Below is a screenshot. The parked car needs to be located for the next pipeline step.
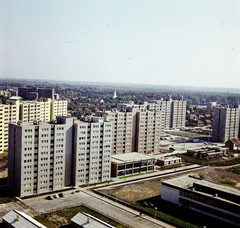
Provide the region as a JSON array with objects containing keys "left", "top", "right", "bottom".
[
  {"left": 59, "top": 193, "right": 65, "bottom": 197},
  {"left": 53, "top": 194, "right": 59, "bottom": 198},
  {"left": 45, "top": 195, "right": 54, "bottom": 200}
]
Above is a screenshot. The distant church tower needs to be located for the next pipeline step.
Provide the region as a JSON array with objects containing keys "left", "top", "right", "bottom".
[{"left": 113, "top": 89, "right": 117, "bottom": 98}]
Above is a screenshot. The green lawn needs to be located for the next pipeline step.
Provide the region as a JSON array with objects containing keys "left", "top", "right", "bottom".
[
  {"left": 132, "top": 203, "right": 200, "bottom": 228},
  {"left": 226, "top": 166, "right": 240, "bottom": 175},
  {"left": 118, "top": 171, "right": 156, "bottom": 179},
  {"left": 176, "top": 154, "right": 240, "bottom": 167},
  {"left": 158, "top": 162, "right": 187, "bottom": 169},
  {"left": 79, "top": 180, "right": 113, "bottom": 188},
  {"left": 0, "top": 188, "right": 15, "bottom": 204},
  {"left": 218, "top": 179, "right": 237, "bottom": 186}
]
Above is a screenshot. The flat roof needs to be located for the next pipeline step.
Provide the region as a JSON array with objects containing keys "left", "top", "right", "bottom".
[
  {"left": 11, "top": 121, "right": 50, "bottom": 126},
  {"left": 155, "top": 156, "right": 181, "bottom": 161},
  {"left": 111, "top": 152, "right": 154, "bottom": 164},
  {"left": 163, "top": 175, "right": 240, "bottom": 199}
]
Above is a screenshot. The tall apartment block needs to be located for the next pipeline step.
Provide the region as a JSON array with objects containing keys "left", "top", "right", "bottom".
[
  {"left": 117, "top": 94, "right": 186, "bottom": 130},
  {"left": 96, "top": 108, "right": 163, "bottom": 155},
  {"left": 147, "top": 100, "right": 171, "bottom": 129},
  {"left": 8, "top": 116, "right": 112, "bottom": 197},
  {"left": 73, "top": 116, "right": 112, "bottom": 185},
  {"left": 18, "top": 87, "right": 55, "bottom": 100},
  {"left": 136, "top": 111, "right": 162, "bottom": 154},
  {"left": 19, "top": 99, "right": 51, "bottom": 122},
  {"left": 212, "top": 105, "right": 240, "bottom": 142},
  {"left": 170, "top": 99, "right": 186, "bottom": 129},
  {"left": 0, "top": 104, "right": 19, "bottom": 153},
  {"left": 95, "top": 109, "right": 137, "bottom": 155},
  {"left": 50, "top": 100, "right": 68, "bottom": 120},
  {"left": 0, "top": 98, "right": 67, "bottom": 154},
  {"left": 8, "top": 117, "right": 73, "bottom": 197}
]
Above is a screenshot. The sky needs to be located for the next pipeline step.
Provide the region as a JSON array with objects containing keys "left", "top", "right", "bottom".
[{"left": 0, "top": 0, "right": 239, "bottom": 88}]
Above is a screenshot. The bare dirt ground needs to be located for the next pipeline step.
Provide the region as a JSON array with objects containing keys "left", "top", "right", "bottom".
[
  {"left": 47, "top": 214, "right": 68, "bottom": 226},
  {"left": 104, "top": 166, "right": 240, "bottom": 203},
  {"left": 0, "top": 153, "right": 8, "bottom": 178}
]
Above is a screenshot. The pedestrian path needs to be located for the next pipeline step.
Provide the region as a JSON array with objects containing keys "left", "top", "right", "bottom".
[{"left": 80, "top": 188, "right": 176, "bottom": 228}]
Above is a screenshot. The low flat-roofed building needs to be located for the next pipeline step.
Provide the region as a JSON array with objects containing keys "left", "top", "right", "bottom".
[
  {"left": 111, "top": 152, "right": 155, "bottom": 177},
  {"left": 71, "top": 211, "right": 115, "bottom": 228},
  {"left": 187, "top": 146, "right": 228, "bottom": 159},
  {"left": 2, "top": 209, "right": 47, "bottom": 228},
  {"left": 156, "top": 156, "right": 181, "bottom": 166},
  {"left": 161, "top": 175, "right": 240, "bottom": 227}
]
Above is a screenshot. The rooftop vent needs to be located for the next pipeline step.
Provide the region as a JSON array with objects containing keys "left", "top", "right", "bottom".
[{"left": 87, "top": 217, "right": 91, "bottom": 223}]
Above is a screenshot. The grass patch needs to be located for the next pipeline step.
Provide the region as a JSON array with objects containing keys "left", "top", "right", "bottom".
[
  {"left": 226, "top": 166, "right": 240, "bottom": 175},
  {"left": 211, "top": 158, "right": 240, "bottom": 166},
  {"left": 79, "top": 180, "right": 113, "bottom": 188},
  {"left": 34, "top": 205, "right": 128, "bottom": 228},
  {"left": 218, "top": 179, "right": 237, "bottom": 186},
  {"left": 158, "top": 162, "right": 186, "bottom": 169},
  {"left": 198, "top": 174, "right": 205, "bottom": 179},
  {"left": 176, "top": 154, "right": 207, "bottom": 165},
  {"left": 159, "top": 148, "right": 172, "bottom": 153},
  {"left": 132, "top": 203, "right": 200, "bottom": 228},
  {"left": 176, "top": 154, "right": 240, "bottom": 167},
  {"left": 118, "top": 171, "right": 156, "bottom": 179},
  {"left": 0, "top": 188, "right": 15, "bottom": 204}
]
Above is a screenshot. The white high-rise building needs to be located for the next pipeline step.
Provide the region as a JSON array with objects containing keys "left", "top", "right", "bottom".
[
  {"left": 136, "top": 111, "right": 162, "bottom": 154},
  {"left": 95, "top": 110, "right": 137, "bottom": 155},
  {"left": 0, "top": 103, "right": 19, "bottom": 153},
  {"left": 117, "top": 94, "right": 187, "bottom": 130},
  {"left": 73, "top": 116, "right": 112, "bottom": 185},
  {"left": 50, "top": 100, "right": 67, "bottom": 120},
  {"left": 212, "top": 105, "right": 240, "bottom": 142},
  {"left": 8, "top": 117, "right": 73, "bottom": 197},
  {"left": 8, "top": 116, "right": 113, "bottom": 197}
]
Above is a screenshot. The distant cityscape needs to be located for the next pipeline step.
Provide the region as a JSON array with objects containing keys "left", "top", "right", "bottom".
[{"left": 1, "top": 81, "right": 240, "bottom": 228}]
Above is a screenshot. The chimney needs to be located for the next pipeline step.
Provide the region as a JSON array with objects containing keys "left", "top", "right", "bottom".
[
  {"left": 17, "top": 214, "right": 20, "bottom": 221},
  {"left": 215, "top": 193, "right": 218, "bottom": 197},
  {"left": 87, "top": 217, "right": 91, "bottom": 223}
]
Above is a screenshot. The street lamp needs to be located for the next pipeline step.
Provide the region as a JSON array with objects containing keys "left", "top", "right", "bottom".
[{"left": 155, "top": 207, "right": 157, "bottom": 218}]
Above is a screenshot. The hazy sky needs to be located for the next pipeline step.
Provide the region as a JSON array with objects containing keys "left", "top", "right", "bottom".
[{"left": 1, "top": 0, "right": 239, "bottom": 88}]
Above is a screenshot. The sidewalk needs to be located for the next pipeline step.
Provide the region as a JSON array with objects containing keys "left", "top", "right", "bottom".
[{"left": 80, "top": 187, "right": 176, "bottom": 228}]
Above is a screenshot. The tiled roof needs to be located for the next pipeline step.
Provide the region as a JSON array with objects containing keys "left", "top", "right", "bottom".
[{"left": 229, "top": 138, "right": 240, "bottom": 146}]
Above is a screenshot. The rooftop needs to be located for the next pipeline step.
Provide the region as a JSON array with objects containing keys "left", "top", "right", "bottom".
[
  {"left": 163, "top": 175, "right": 240, "bottom": 204},
  {"left": 2, "top": 210, "right": 47, "bottom": 228},
  {"left": 111, "top": 152, "right": 154, "bottom": 164},
  {"left": 71, "top": 212, "right": 114, "bottom": 228},
  {"left": 156, "top": 156, "right": 181, "bottom": 161}
]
